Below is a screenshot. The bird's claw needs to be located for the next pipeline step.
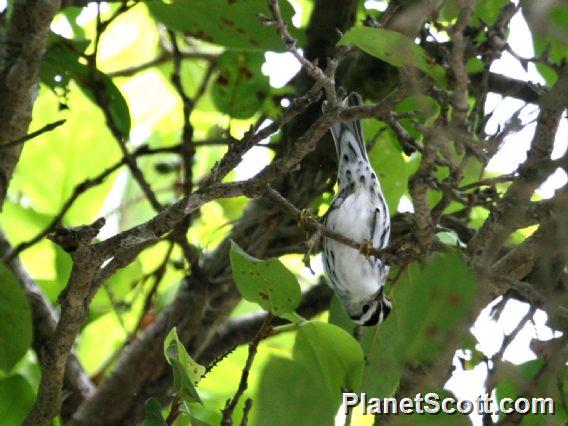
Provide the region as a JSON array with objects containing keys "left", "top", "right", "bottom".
[
  {"left": 358, "top": 239, "right": 374, "bottom": 258},
  {"left": 298, "top": 208, "right": 316, "bottom": 228}
]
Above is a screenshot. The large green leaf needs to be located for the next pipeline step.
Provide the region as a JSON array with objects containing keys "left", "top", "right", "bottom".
[
  {"left": 330, "top": 251, "right": 477, "bottom": 397},
  {"left": 339, "top": 26, "right": 446, "bottom": 88},
  {"left": 253, "top": 321, "right": 363, "bottom": 426},
  {"left": 293, "top": 322, "right": 364, "bottom": 393},
  {"left": 253, "top": 357, "right": 335, "bottom": 426},
  {"left": 147, "top": 0, "right": 301, "bottom": 51},
  {"left": 0, "top": 375, "right": 35, "bottom": 424},
  {"left": 211, "top": 51, "right": 269, "bottom": 119},
  {"left": 164, "top": 327, "right": 205, "bottom": 405},
  {"left": 0, "top": 265, "right": 33, "bottom": 372},
  {"left": 229, "top": 241, "right": 301, "bottom": 316}
]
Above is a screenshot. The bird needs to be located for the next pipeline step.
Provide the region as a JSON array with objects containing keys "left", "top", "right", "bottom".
[{"left": 321, "top": 92, "right": 392, "bottom": 326}]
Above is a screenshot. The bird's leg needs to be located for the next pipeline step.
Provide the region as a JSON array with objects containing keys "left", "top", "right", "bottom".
[{"left": 297, "top": 208, "right": 321, "bottom": 273}]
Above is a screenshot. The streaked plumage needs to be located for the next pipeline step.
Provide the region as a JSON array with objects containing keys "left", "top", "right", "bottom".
[{"left": 322, "top": 93, "right": 392, "bottom": 326}]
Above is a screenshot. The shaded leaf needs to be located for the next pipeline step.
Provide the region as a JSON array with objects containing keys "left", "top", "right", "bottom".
[
  {"left": 339, "top": 26, "right": 446, "bottom": 88},
  {"left": 144, "top": 397, "right": 168, "bottom": 426},
  {"left": 147, "top": 0, "right": 301, "bottom": 51},
  {"left": 212, "top": 51, "right": 269, "bottom": 119},
  {"left": 229, "top": 241, "right": 301, "bottom": 316},
  {"left": 0, "top": 375, "right": 35, "bottom": 424},
  {"left": 253, "top": 321, "right": 363, "bottom": 426},
  {"left": 329, "top": 251, "right": 477, "bottom": 397},
  {"left": 253, "top": 357, "right": 335, "bottom": 426},
  {"left": 0, "top": 265, "right": 33, "bottom": 372},
  {"left": 496, "top": 359, "right": 567, "bottom": 424}
]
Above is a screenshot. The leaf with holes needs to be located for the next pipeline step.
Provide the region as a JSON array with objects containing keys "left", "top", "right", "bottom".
[{"left": 230, "top": 241, "right": 301, "bottom": 316}]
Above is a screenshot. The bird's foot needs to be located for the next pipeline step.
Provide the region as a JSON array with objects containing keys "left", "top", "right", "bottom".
[
  {"left": 298, "top": 208, "right": 316, "bottom": 228},
  {"left": 358, "top": 239, "right": 374, "bottom": 258}
]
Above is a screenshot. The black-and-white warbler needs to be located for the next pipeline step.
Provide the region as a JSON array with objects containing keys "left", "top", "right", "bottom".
[{"left": 322, "top": 92, "right": 392, "bottom": 326}]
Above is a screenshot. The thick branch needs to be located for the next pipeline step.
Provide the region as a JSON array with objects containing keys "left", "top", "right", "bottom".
[{"left": 0, "top": 230, "right": 94, "bottom": 418}]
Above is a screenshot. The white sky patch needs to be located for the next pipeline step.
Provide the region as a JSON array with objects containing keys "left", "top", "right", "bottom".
[
  {"left": 76, "top": 2, "right": 111, "bottom": 27},
  {"left": 397, "top": 195, "right": 414, "bottom": 213},
  {"left": 364, "top": 0, "right": 388, "bottom": 12},
  {"left": 235, "top": 120, "right": 274, "bottom": 181},
  {"left": 263, "top": 52, "right": 302, "bottom": 88},
  {"left": 0, "top": 0, "right": 7, "bottom": 12}
]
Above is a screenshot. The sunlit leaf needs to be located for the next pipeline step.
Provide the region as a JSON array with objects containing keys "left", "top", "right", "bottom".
[
  {"left": 164, "top": 327, "right": 205, "bottom": 405},
  {"left": 0, "top": 265, "right": 33, "bottom": 372},
  {"left": 229, "top": 241, "right": 302, "bottom": 316}
]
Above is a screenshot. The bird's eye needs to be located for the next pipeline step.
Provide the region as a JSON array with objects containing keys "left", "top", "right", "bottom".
[{"left": 362, "top": 304, "right": 370, "bottom": 314}]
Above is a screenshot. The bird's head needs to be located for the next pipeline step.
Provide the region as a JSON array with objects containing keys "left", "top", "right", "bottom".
[{"left": 347, "top": 289, "right": 392, "bottom": 327}]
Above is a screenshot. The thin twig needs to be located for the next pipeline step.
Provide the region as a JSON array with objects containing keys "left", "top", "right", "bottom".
[
  {"left": 220, "top": 314, "right": 273, "bottom": 426},
  {"left": 0, "top": 119, "right": 66, "bottom": 150}
]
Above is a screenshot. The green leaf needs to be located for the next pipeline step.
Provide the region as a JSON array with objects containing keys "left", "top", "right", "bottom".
[
  {"left": 164, "top": 327, "right": 205, "bottom": 405},
  {"left": 144, "top": 397, "right": 168, "bottom": 426},
  {"left": 339, "top": 26, "right": 446, "bottom": 88},
  {"left": 473, "top": 0, "right": 508, "bottom": 25},
  {"left": 229, "top": 241, "right": 301, "bottom": 316},
  {"left": 254, "top": 357, "right": 335, "bottom": 426},
  {"left": 147, "top": 0, "right": 301, "bottom": 51},
  {"left": 496, "top": 359, "right": 567, "bottom": 423},
  {"left": 40, "top": 34, "right": 131, "bottom": 137},
  {"left": 293, "top": 321, "right": 364, "bottom": 393},
  {"left": 0, "top": 375, "right": 35, "bottom": 424},
  {"left": 0, "top": 265, "right": 33, "bottom": 372},
  {"left": 368, "top": 128, "right": 408, "bottom": 214},
  {"left": 339, "top": 251, "right": 478, "bottom": 398},
  {"left": 253, "top": 321, "right": 363, "bottom": 425},
  {"left": 211, "top": 51, "right": 269, "bottom": 119}
]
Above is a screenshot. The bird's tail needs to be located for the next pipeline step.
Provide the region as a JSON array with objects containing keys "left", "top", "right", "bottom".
[{"left": 328, "top": 92, "right": 368, "bottom": 162}]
